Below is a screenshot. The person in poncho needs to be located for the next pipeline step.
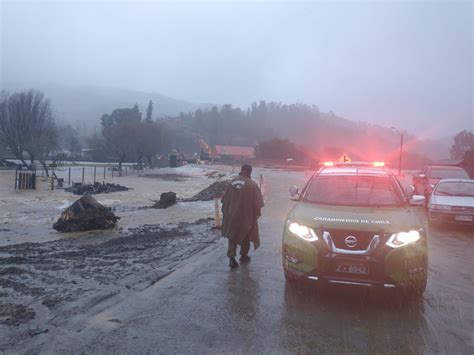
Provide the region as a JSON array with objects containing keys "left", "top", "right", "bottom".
[{"left": 221, "top": 164, "right": 264, "bottom": 268}]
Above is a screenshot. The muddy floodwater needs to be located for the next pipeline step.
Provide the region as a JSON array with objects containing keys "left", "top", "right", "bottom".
[{"left": 0, "top": 166, "right": 473, "bottom": 354}]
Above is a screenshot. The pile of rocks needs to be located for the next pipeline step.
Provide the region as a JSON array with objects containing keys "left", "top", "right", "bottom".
[
  {"left": 184, "top": 180, "right": 230, "bottom": 202},
  {"left": 65, "top": 182, "right": 129, "bottom": 195},
  {"left": 53, "top": 195, "right": 119, "bottom": 232}
]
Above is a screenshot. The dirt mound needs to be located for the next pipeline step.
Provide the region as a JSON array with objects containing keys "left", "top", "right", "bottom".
[
  {"left": 53, "top": 195, "right": 119, "bottom": 232},
  {"left": 65, "top": 182, "right": 129, "bottom": 195},
  {"left": 184, "top": 180, "right": 230, "bottom": 202},
  {"left": 152, "top": 192, "right": 177, "bottom": 209}
]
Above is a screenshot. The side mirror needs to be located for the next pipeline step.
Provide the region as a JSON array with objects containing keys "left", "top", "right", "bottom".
[
  {"left": 405, "top": 185, "right": 415, "bottom": 197},
  {"left": 409, "top": 195, "right": 425, "bottom": 206},
  {"left": 289, "top": 185, "right": 300, "bottom": 200}
]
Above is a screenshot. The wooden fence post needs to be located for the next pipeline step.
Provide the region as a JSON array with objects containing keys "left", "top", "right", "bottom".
[
  {"left": 214, "top": 198, "right": 221, "bottom": 228},
  {"left": 94, "top": 166, "right": 97, "bottom": 183},
  {"left": 82, "top": 167, "right": 85, "bottom": 184},
  {"left": 68, "top": 167, "right": 71, "bottom": 186}
]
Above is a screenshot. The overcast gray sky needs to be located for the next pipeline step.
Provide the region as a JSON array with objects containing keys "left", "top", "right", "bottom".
[{"left": 1, "top": 0, "right": 472, "bottom": 138}]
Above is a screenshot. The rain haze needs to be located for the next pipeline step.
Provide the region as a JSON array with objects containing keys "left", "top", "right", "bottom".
[
  {"left": 1, "top": 0, "right": 472, "bottom": 138},
  {"left": 1, "top": 1, "right": 474, "bottom": 354}
]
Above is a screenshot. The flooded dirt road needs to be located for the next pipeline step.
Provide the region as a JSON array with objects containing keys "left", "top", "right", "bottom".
[{"left": 1, "top": 168, "right": 473, "bottom": 354}]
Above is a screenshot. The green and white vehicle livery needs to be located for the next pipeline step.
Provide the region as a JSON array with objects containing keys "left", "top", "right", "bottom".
[{"left": 283, "top": 163, "right": 428, "bottom": 297}]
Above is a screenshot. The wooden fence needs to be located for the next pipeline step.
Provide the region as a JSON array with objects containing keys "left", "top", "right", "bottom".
[{"left": 15, "top": 169, "right": 36, "bottom": 190}]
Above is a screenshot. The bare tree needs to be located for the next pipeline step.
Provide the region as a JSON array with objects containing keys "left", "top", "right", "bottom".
[
  {"left": 0, "top": 91, "right": 29, "bottom": 166},
  {"left": 0, "top": 90, "right": 58, "bottom": 174}
]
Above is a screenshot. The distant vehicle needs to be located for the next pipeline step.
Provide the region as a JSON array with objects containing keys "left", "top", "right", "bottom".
[
  {"left": 428, "top": 179, "right": 474, "bottom": 225},
  {"left": 283, "top": 162, "right": 427, "bottom": 298},
  {"left": 413, "top": 165, "right": 470, "bottom": 204}
]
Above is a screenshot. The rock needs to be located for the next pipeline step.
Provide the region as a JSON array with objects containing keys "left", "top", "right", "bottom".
[
  {"left": 184, "top": 180, "right": 230, "bottom": 202},
  {"left": 53, "top": 195, "right": 119, "bottom": 232},
  {"left": 153, "top": 192, "right": 177, "bottom": 209}
]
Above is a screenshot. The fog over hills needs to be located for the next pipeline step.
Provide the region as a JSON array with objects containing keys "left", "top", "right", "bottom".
[
  {"left": 1, "top": 82, "right": 452, "bottom": 160},
  {"left": 2, "top": 82, "right": 211, "bottom": 130}
]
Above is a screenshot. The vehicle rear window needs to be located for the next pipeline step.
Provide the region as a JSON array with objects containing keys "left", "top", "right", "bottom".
[
  {"left": 303, "top": 175, "right": 401, "bottom": 206},
  {"left": 434, "top": 181, "right": 474, "bottom": 197},
  {"left": 430, "top": 168, "right": 469, "bottom": 179}
]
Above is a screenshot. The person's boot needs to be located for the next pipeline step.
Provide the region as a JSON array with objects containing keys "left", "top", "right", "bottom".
[
  {"left": 239, "top": 255, "right": 251, "bottom": 263},
  {"left": 229, "top": 257, "right": 238, "bottom": 269}
]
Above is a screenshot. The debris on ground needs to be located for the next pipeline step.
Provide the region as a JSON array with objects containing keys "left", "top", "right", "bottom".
[
  {"left": 204, "top": 171, "right": 227, "bottom": 179},
  {"left": 184, "top": 180, "right": 230, "bottom": 202},
  {"left": 65, "top": 182, "right": 130, "bottom": 195},
  {"left": 141, "top": 173, "right": 191, "bottom": 181},
  {"left": 53, "top": 195, "right": 119, "bottom": 232},
  {"left": 152, "top": 192, "right": 177, "bottom": 209}
]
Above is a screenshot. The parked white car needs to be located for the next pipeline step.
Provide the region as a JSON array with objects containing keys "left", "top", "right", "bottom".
[{"left": 428, "top": 179, "right": 474, "bottom": 225}]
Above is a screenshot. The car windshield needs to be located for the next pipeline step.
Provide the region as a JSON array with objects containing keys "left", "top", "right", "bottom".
[
  {"left": 434, "top": 181, "right": 474, "bottom": 197},
  {"left": 303, "top": 175, "right": 401, "bottom": 206},
  {"left": 430, "top": 168, "right": 469, "bottom": 179}
]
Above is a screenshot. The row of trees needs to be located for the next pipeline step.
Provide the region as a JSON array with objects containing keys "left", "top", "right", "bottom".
[
  {"left": 451, "top": 130, "right": 474, "bottom": 160},
  {"left": 1, "top": 89, "right": 472, "bottom": 172},
  {"left": 96, "top": 103, "right": 169, "bottom": 169},
  {"left": 178, "top": 101, "right": 323, "bottom": 147},
  {"left": 0, "top": 91, "right": 169, "bottom": 171}
]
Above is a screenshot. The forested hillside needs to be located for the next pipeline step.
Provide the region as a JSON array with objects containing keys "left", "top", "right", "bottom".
[{"left": 177, "top": 101, "right": 449, "bottom": 163}]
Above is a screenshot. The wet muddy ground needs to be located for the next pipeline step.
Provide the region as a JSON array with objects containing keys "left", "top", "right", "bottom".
[
  {"left": 0, "top": 219, "right": 219, "bottom": 344},
  {"left": 1, "top": 166, "right": 473, "bottom": 354}
]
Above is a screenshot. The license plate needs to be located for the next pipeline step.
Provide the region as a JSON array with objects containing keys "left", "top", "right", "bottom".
[
  {"left": 455, "top": 215, "right": 472, "bottom": 222},
  {"left": 335, "top": 263, "right": 369, "bottom": 275}
]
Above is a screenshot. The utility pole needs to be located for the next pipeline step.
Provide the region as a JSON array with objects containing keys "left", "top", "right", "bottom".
[{"left": 391, "top": 127, "right": 404, "bottom": 176}]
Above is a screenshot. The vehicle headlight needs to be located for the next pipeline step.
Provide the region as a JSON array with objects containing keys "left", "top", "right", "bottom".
[
  {"left": 386, "top": 230, "right": 421, "bottom": 248},
  {"left": 287, "top": 221, "right": 318, "bottom": 242},
  {"left": 431, "top": 204, "right": 451, "bottom": 211}
]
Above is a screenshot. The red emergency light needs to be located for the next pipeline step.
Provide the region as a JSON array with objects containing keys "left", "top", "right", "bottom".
[
  {"left": 373, "top": 161, "right": 385, "bottom": 167},
  {"left": 323, "top": 162, "right": 335, "bottom": 167}
]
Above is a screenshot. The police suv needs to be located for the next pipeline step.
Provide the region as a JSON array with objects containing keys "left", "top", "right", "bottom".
[{"left": 283, "top": 162, "right": 428, "bottom": 297}]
